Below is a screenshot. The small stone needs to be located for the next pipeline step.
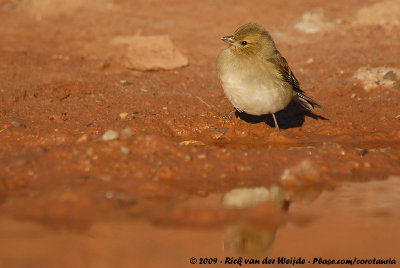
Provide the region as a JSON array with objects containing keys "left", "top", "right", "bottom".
[
  {"left": 120, "top": 80, "right": 133, "bottom": 86},
  {"left": 102, "top": 130, "right": 119, "bottom": 141},
  {"left": 294, "top": 9, "right": 339, "bottom": 34},
  {"left": 383, "top": 71, "right": 398, "bottom": 82},
  {"left": 101, "top": 174, "right": 113, "bottom": 182},
  {"left": 86, "top": 147, "right": 94, "bottom": 156},
  {"left": 105, "top": 192, "right": 114, "bottom": 199},
  {"left": 197, "top": 153, "right": 207, "bottom": 159},
  {"left": 51, "top": 54, "right": 69, "bottom": 60},
  {"left": 281, "top": 158, "right": 320, "bottom": 183},
  {"left": 236, "top": 165, "right": 253, "bottom": 172},
  {"left": 124, "top": 35, "right": 189, "bottom": 71},
  {"left": 77, "top": 134, "right": 88, "bottom": 142},
  {"left": 120, "top": 146, "right": 130, "bottom": 154},
  {"left": 10, "top": 120, "right": 26, "bottom": 128},
  {"left": 359, "top": 149, "right": 368, "bottom": 157},
  {"left": 179, "top": 140, "right": 205, "bottom": 146},
  {"left": 119, "top": 112, "right": 129, "bottom": 120},
  {"left": 221, "top": 186, "right": 284, "bottom": 209},
  {"left": 121, "top": 128, "right": 132, "bottom": 136},
  {"left": 184, "top": 154, "right": 192, "bottom": 161}
]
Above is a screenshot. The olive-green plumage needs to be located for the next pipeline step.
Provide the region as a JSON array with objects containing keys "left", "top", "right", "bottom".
[{"left": 217, "top": 23, "right": 324, "bottom": 131}]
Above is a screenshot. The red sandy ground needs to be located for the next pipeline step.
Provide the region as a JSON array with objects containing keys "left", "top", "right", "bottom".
[{"left": 0, "top": 0, "right": 399, "bottom": 267}]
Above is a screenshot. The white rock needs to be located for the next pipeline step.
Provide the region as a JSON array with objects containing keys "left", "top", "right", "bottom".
[
  {"left": 353, "top": 67, "right": 399, "bottom": 91},
  {"left": 121, "top": 128, "right": 132, "bottom": 136},
  {"left": 102, "top": 129, "right": 119, "bottom": 141},
  {"left": 280, "top": 158, "right": 320, "bottom": 182},
  {"left": 221, "top": 186, "right": 285, "bottom": 210},
  {"left": 120, "top": 146, "right": 130, "bottom": 154},
  {"left": 295, "top": 9, "right": 340, "bottom": 34}
]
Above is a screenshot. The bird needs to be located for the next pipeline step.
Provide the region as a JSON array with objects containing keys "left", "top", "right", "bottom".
[{"left": 216, "top": 23, "right": 324, "bottom": 131}]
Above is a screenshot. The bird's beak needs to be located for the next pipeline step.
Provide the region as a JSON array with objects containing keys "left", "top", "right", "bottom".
[{"left": 220, "top": 35, "right": 235, "bottom": 44}]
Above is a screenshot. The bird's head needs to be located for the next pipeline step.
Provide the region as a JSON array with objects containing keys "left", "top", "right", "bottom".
[{"left": 220, "top": 23, "right": 276, "bottom": 57}]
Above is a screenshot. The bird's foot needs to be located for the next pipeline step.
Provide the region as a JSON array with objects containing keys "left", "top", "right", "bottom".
[
  {"left": 272, "top": 113, "right": 281, "bottom": 132},
  {"left": 223, "top": 109, "right": 236, "bottom": 120}
]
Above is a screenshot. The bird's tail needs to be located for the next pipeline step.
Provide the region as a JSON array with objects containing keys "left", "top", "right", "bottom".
[{"left": 293, "top": 92, "right": 325, "bottom": 111}]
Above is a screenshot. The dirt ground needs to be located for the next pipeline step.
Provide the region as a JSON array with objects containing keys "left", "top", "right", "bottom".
[{"left": 1, "top": 0, "right": 400, "bottom": 267}]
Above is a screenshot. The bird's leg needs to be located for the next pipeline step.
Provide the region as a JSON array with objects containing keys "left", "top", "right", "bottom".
[
  {"left": 223, "top": 109, "right": 237, "bottom": 120},
  {"left": 272, "top": 113, "right": 280, "bottom": 132}
]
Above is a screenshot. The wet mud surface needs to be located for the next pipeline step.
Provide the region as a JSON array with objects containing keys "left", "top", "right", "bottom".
[{"left": 0, "top": 0, "right": 400, "bottom": 267}]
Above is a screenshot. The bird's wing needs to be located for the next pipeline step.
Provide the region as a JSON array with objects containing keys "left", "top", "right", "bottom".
[
  {"left": 267, "top": 52, "right": 324, "bottom": 110},
  {"left": 266, "top": 52, "right": 303, "bottom": 94}
]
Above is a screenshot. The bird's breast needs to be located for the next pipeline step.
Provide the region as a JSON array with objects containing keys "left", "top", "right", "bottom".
[{"left": 217, "top": 51, "right": 292, "bottom": 115}]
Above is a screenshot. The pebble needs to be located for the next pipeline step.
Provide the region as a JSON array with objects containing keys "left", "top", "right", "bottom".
[
  {"left": 359, "top": 149, "right": 368, "bottom": 157},
  {"left": 281, "top": 158, "right": 320, "bottom": 183},
  {"left": 197, "top": 153, "right": 207, "bottom": 159},
  {"left": 364, "top": 162, "right": 372, "bottom": 168},
  {"left": 221, "top": 186, "right": 284, "bottom": 209},
  {"left": 120, "top": 80, "right": 132, "bottom": 86},
  {"left": 86, "top": 147, "right": 94, "bottom": 156},
  {"left": 77, "top": 134, "right": 88, "bottom": 142},
  {"left": 102, "top": 129, "right": 119, "bottom": 141},
  {"left": 105, "top": 192, "right": 114, "bottom": 199},
  {"left": 121, "top": 128, "right": 132, "bottom": 136},
  {"left": 11, "top": 120, "right": 26, "bottom": 128},
  {"left": 235, "top": 165, "right": 253, "bottom": 172},
  {"left": 294, "top": 9, "right": 340, "bottom": 34},
  {"left": 120, "top": 146, "right": 130, "bottom": 154},
  {"left": 119, "top": 112, "right": 129, "bottom": 120},
  {"left": 101, "top": 174, "right": 113, "bottom": 182}
]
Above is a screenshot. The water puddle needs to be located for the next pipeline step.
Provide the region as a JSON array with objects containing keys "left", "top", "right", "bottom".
[{"left": 0, "top": 177, "right": 399, "bottom": 267}]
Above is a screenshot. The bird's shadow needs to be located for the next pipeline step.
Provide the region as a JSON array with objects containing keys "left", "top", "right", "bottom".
[{"left": 236, "top": 101, "right": 328, "bottom": 130}]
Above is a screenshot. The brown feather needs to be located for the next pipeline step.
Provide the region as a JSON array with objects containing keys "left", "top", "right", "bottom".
[{"left": 267, "top": 52, "right": 324, "bottom": 110}]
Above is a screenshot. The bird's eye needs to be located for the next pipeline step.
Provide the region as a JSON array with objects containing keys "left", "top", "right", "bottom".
[{"left": 241, "top": 41, "right": 248, "bottom": 46}]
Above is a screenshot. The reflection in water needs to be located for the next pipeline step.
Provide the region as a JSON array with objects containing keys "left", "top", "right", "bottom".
[
  {"left": 221, "top": 186, "right": 289, "bottom": 255},
  {"left": 1, "top": 178, "right": 400, "bottom": 267},
  {"left": 223, "top": 225, "right": 277, "bottom": 255}
]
